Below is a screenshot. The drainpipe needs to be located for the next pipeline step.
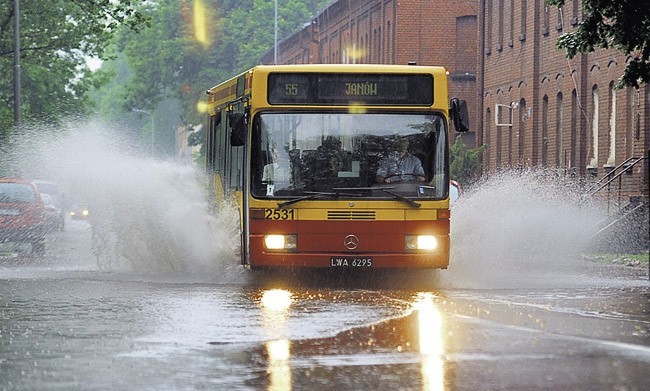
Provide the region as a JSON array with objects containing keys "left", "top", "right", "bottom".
[{"left": 478, "top": 0, "right": 486, "bottom": 174}]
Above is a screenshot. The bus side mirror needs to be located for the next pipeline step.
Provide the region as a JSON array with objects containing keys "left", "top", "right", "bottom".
[
  {"left": 450, "top": 98, "right": 470, "bottom": 133},
  {"left": 228, "top": 112, "right": 246, "bottom": 146}
]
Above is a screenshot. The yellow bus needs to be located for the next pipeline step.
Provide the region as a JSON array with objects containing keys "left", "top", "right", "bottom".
[{"left": 205, "top": 64, "right": 469, "bottom": 270}]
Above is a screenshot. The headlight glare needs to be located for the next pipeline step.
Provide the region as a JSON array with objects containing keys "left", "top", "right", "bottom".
[
  {"left": 405, "top": 235, "right": 438, "bottom": 251},
  {"left": 264, "top": 234, "right": 297, "bottom": 251}
]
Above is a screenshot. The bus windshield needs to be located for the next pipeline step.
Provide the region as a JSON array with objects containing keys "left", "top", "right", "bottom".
[{"left": 251, "top": 112, "right": 449, "bottom": 200}]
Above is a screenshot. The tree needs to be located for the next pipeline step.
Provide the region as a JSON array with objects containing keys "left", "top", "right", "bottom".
[
  {"left": 450, "top": 137, "right": 487, "bottom": 187},
  {"left": 101, "top": 0, "right": 331, "bottom": 153},
  {"left": 0, "top": 1, "right": 148, "bottom": 137},
  {"left": 547, "top": 0, "right": 650, "bottom": 88}
]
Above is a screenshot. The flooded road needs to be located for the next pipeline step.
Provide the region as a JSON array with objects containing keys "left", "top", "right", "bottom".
[
  {"left": 2, "top": 126, "right": 648, "bottom": 389},
  {"left": 1, "top": 220, "right": 648, "bottom": 390}
]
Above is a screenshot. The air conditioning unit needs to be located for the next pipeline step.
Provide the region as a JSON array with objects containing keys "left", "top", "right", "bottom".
[{"left": 495, "top": 104, "right": 513, "bottom": 126}]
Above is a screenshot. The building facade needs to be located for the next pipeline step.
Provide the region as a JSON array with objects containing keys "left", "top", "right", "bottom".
[
  {"left": 480, "top": 0, "right": 649, "bottom": 197},
  {"left": 260, "top": 0, "right": 480, "bottom": 145},
  {"left": 259, "top": 0, "right": 649, "bottom": 198}
]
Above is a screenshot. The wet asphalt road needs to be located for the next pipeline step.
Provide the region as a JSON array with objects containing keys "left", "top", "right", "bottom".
[{"left": 1, "top": 219, "right": 648, "bottom": 390}]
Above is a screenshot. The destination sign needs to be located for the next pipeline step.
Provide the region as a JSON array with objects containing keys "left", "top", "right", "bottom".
[{"left": 267, "top": 73, "right": 433, "bottom": 105}]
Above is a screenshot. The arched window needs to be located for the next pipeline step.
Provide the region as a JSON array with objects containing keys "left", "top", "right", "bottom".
[
  {"left": 518, "top": 98, "right": 527, "bottom": 165},
  {"left": 542, "top": 1, "right": 550, "bottom": 36},
  {"left": 570, "top": 89, "right": 578, "bottom": 169},
  {"left": 542, "top": 95, "right": 549, "bottom": 166},
  {"left": 571, "top": 0, "right": 579, "bottom": 26},
  {"left": 508, "top": 124, "right": 513, "bottom": 166},
  {"left": 626, "top": 87, "right": 633, "bottom": 156},
  {"left": 556, "top": 92, "right": 563, "bottom": 167},
  {"left": 607, "top": 82, "right": 616, "bottom": 166},
  {"left": 520, "top": 0, "right": 527, "bottom": 40},
  {"left": 498, "top": 0, "right": 504, "bottom": 50},
  {"left": 589, "top": 85, "right": 599, "bottom": 168},
  {"left": 485, "top": 107, "right": 492, "bottom": 171},
  {"left": 509, "top": 0, "right": 514, "bottom": 46},
  {"left": 487, "top": 0, "right": 493, "bottom": 53}
]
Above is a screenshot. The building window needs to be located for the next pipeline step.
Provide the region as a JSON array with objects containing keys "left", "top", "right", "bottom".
[
  {"left": 542, "top": 3, "right": 550, "bottom": 36},
  {"left": 508, "top": 125, "right": 513, "bottom": 165},
  {"left": 496, "top": 123, "right": 502, "bottom": 168},
  {"left": 365, "top": 33, "right": 369, "bottom": 62},
  {"left": 626, "top": 87, "right": 633, "bottom": 156},
  {"left": 589, "top": 85, "right": 599, "bottom": 168},
  {"left": 385, "top": 22, "right": 390, "bottom": 63},
  {"left": 509, "top": 0, "right": 514, "bottom": 46},
  {"left": 518, "top": 98, "right": 527, "bottom": 165},
  {"left": 487, "top": 0, "right": 493, "bottom": 53},
  {"left": 498, "top": 0, "right": 504, "bottom": 50},
  {"left": 376, "top": 28, "right": 380, "bottom": 62},
  {"left": 456, "top": 15, "right": 478, "bottom": 73},
  {"left": 520, "top": 0, "right": 527, "bottom": 41},
  {"left": 542, "top": 95, "right": 549, "bottom": 166},
  {"left": 556, "top": 92, "right": 564, "bottom": 167},
  {"left": 571, "top": 0, "right": 579, "bottom": 26},
  {"left": 607, "top": 82, "right": 616, "bottom": 166},
  {"left": 570, "top": 89, "right": 578, "bottom": 170},
  {"left": 486, "top": 108, "right": 492, "bottom": 171}
]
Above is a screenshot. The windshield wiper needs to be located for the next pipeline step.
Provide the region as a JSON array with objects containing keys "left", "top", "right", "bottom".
[
  {"left": 335, "top": 186, "right": 421, "bottom": 208},
  {"left": 378, "top": 188, "right": 420, "bottom": 208},
  {"left": 277, "top": 191, "right": 355, "bottom": 209}
]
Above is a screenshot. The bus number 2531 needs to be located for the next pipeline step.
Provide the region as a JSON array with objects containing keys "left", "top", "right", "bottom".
[{"left": 264, "top": 209, "right": 295, "bottom": 220}]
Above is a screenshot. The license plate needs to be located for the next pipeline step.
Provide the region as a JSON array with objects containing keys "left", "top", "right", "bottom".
[
  {"left": 330, "top": 257, "right": 373, "bottom": 267},
  {"left": 0, "top": 208, "right": 19, "bottom": 216}
]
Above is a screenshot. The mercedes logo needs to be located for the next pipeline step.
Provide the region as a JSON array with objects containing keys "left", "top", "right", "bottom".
[{"left": 344, "top": 234, "right": 359, "bottom": 250}]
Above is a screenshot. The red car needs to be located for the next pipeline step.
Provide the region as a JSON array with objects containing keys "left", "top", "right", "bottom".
[{"left": 0, "top": 178, "right": 48, "bottom": 255}]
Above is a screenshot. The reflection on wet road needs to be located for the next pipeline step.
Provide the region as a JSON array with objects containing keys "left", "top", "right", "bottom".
[{"left": 1, "top": 220, "right": 648, "bottom": 390}]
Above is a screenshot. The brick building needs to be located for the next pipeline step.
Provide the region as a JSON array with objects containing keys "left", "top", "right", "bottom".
[
  {"left": 480, "top": 0, "right": 649, "bottom": 198},
  {"left": 259, "top": 0, "right": 480, "bottom": 145},
  {"left": 259, "top": 0, "right": 649, "bottom": 199}
]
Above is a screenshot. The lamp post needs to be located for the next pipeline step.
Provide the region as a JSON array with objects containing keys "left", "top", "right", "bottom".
[
  {"left": 13, "top": 0, "right": 20, "bottom": 126},
  {"left": 274, "top": 0, "right": 278, "bottom": 64},
  {"left": 133, "top": 109, "right": 154, "bottom": 155}
]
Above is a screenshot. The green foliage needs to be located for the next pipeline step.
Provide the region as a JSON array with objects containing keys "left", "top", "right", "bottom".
[
  {"left": 547, "top": 0, "right": 650, "bottom": 88},
  {"left": 110, "top": 0, "right": 331, "bottom": 137},
  {"left": 0, "top": 0, "right": 149, "bottom": 138},
  {"left": 450, "top": 137, "right": 487, "bottom": 186}
]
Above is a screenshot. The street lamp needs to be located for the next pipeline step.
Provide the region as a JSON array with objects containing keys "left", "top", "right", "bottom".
[
  {"left": 274, "top": 0, "right": 278, "bottom": 64},
  {"left": 13, "top": 0, "right": 20, "bottom": 126},
  {"left": 133, "top": 109, "right": 154, "bottom": 155}
]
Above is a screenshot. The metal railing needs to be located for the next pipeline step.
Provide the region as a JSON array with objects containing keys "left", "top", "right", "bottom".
[{"left": 584, "top": 156, "right": 648, "bottom": 213}]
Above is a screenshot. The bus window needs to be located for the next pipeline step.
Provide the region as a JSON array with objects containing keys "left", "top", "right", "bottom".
[{"left": 251, "top": 112, "right": 449, "bottom": 199}]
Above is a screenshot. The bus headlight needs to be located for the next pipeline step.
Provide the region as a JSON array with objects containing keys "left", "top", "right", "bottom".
[
  {"left": 405, "top": 235, "right": 438, "bottom": 251},
  {"left": 264, "top": 234, "right": 297, "bottom": 252}
]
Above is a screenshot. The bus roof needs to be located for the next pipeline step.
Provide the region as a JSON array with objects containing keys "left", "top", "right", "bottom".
[
  {"left": 205, "top": 64, "right": 450, "bottom": 111},
  {"left": 207, "top": 64, "right": 448, "bottom": 92}
]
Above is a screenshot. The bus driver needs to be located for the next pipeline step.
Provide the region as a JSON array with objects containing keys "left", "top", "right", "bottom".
[{"left": 375, "top": 138, "right": 425, "bottom": 184}]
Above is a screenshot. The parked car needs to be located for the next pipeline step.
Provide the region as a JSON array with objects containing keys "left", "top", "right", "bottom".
[
  {"left": 0, "top": 178, "right": 48, "bottom": 255},
  {"left": 33, "top": 180, "right": 66, "bottom": 209},
  {"left": 33, "top": 180, "right": 66, "bottom": 231},
  {"left": 40, "top": 193, "right": 65, "bottom": 232}
]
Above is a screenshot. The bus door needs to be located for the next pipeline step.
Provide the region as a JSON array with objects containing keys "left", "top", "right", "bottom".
[{"left": 226, "top": 103, "right": 250, "bottom": 265}]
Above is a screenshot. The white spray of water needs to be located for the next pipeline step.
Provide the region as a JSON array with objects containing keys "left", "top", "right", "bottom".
[
  {"left": 6, "top": 119, "right": 241, "bottom": 279},
  {"left": 4, "top": 121, "right": 616, "bottom": 286},
  {"left": 441, "top": 170, "right": 606, "bottom": 289}
]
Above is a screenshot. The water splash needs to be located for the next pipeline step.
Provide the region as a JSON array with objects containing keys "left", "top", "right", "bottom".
[
  {"left": 4, "top": 118, "right": 240, "bottom": 279},
  {"left": 442, "top": 170, "right": 606, "bottom": 288}
]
